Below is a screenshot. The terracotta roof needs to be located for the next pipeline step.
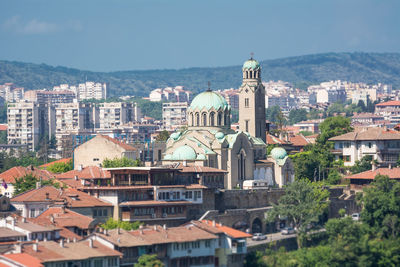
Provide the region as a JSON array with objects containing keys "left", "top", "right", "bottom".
[
  {"left": 0, "top": 166, "right": 55, "bottom": 184},
  {"left": 266, "top": 134, "right": 286, "bottom": 145},
  {"left": 59, "top": 227, "right": 83, "bottom": 241},
  {"left": 120, "top": 200, "right": 193, "bottom": 207},
  {"left": 376, "top": 100, "right": 400, "bottom": 106},
  {"left": 99, "top": 135, "right": 136, "bottom": 151},
  {"left": 196, "top": 220, "right": 252, "bottom": 239},
  {"left": 177, "top": 164, "right": 228, "bottom": 173},
  {"left": 3, "top": 216, "right": 59, "bottom": 233},
  {"left": 289, "top": 135, "right": 310, "bottom": 147},
  {"left": 0, "top": 227, "right": 26, "bottom": 238},
  {"left": 352, "top": 113, "right": 383, "bottom": 119},
  {"left": 96, "top": 225, "right": 217, "bottom": 247},
  {"left": 56, "top": 166, "right": 110, "bottom": 180},
  {"left": 0, "top": 124, "right": 7, "bottom": 131},
  {"left": 11, "top": 186, "right": 112, "bottom": 207},
  {"left": 31, "top": 207, "right": 96, "bottom": 230},
  {"left": 329, "top": 127, "right": 400, "bottom": 141},
  {"left": 2, "top": 253, "right": 43, "bottom": 267},
  {"left": 40, "top": 158, "right": 72, "bottom": 169},
  {"left": 22, "top": 240, "right": 122, "bottom": 262},
  {"left": 345, "top": 168, "right": 400, "bottom": 180}
]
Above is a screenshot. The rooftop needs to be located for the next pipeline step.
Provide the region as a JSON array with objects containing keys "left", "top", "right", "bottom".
[
  {"left": 329, "top": 127, "right": 400, "bottom": 141},
  {"left": 345, "top": 168, "right": 400, "bottom": 180},
  {"left": 0, "top": 166, "right": 55, "bottom": 184},
  {"left": 376, "top": 100, "right": 400, "bottom": 106},
  {"left": 31, "top": 207, "right": 95, "bottom": 230}
]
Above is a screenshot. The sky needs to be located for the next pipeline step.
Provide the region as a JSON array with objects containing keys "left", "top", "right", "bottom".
[{"left": 0, "top": 0, "right": 399, "bottom": 72}]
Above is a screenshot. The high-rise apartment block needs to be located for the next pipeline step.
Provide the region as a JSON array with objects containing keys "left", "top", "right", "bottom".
[
  {"left": 149, "top": 86, "right": 192, "bottom": 102},
  {"left": 78, "top": 82, "right": 107, "bottom": 100},
  {"left": 0, "top": 83, "right": 24, "bottom": 102},
  {"left": 97, "top": 102, "right": 141, "bottom": 129},
  {"left": 162, "top": 102, "right": 188, "bottom": 130},
  {"left": 24, "top": 90, "right": 76, "bottom": 105}
]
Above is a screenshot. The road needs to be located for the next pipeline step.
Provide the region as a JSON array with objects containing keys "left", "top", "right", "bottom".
[{"left": 247, "top": 229, "right": 326, "bottom": 247}]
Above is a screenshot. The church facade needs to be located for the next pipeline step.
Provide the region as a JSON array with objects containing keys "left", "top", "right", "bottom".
[{"left": 163, "top": 58, "right": 294, "bottom": 189}]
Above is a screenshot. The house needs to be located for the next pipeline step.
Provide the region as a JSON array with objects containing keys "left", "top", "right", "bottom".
[
  {"left": 55, "top": 166, "right": 111, "bottom": 188},
  {"left": 0, "top": 166, "right": 55, "bottom": 198},
  {"left": 375, "top": 100, "right": 400, "bottom": 123},
  {"left": 344, "top": 167, "right": 400, "bottom": 190},
  {"left": 288, "top": 134, "right": 312, "bottom": 152},
  {"left": 176, "top": 164, "right": 227, "bottom": 189},
  {"left": 0, "top": 253, "right": 44, "bottom": 267},
  {"left": 90, "top": 224, "right": 218, "bottom": 267},
  {"left": 351, "top": 113, "right": 384, "bottom": 126},
  {"left": 329, "top": 127, "right": 400, "bottom": 167},
  {"left": 11, "top": 186, "right": 113, "bottom": 220},
  {"left": 73, "top": 135, "right": 138, "bottom": 170}
]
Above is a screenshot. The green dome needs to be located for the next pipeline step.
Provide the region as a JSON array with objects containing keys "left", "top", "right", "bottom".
[
  {"left": 270, "top": 147, "right": 287, "bottom": 160},
  {"left": 171, "top": 145, "right": 197, "bottom": 160},
  {"left": 215, "top": 132, "right": 225, "bottom": 139},
  {"left": 189, "top": 91, "right": 228, "bottom": 111},
  {"left": 243, "top": 59, "right": 260, "bottom": 70},
  {"left": 170, "top": 132, "right": 181, "bottom": 140}
]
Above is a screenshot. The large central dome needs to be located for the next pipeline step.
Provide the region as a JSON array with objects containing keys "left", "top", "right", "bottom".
[{"left": 189, "top": 91, "right": 229, "bottom": 111}]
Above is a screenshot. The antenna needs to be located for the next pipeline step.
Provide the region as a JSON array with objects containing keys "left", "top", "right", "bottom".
[
  {"left": 207, "top": 81, "right": 211, "bottom": 92},
  {"left": 250, "top": 52, "right": 254, "bottom": 60}
]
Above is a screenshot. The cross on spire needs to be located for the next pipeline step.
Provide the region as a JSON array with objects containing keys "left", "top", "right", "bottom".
[{"left": 250, "top": 52, "right": 254, "bottom": 59}]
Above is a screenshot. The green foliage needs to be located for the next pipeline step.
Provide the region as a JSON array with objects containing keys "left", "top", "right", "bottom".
[
  {"left": 265, "top": 106, "right": 286, "bottom": 126},
  {"left": 360, "top": 175, "right": 400, "bottom": 238},
  {"left": 13, "top": 174, "right": 59, "bottom": 196},
  {"left": 0, "top": 103, "right": 7, "bottom": 124},
  {"left": 317, "top": 116, "right": 352, "bottom": 146},
  {"left": 0, "top": 131, "right": 7, "bottom": 144},
  {"left": 288, "top": 109, "right": 308, "bottom": 125},
  {"left": 134, "top": 98, "right": 164, "bottom": 120},
  {"left": 102, "top": 157, "right": 142, "bottom": 168},
  {"left": 134, "top": 254, "right": 164, "bottom": 267},
  {"left": 46, "top": 160, "right": 73, "bottom": 174},
  {"left": 101, "top": 217, "right": 142, "bottom": 231},
  {"left": 266, "top": 180, "right": 330, "bottom": 248},
  {"left": 299, "top": 130, "right": 313, "bottom": 136},
  {"left": 155, "top": 130, "right": 170, "bottom": 142},
  {"left": 326, "top": 169, "right": 342, "bottom": 185},
  {"left": 0, "top": 150, "right": 45, "bottom": 172},
  {"left": 350, "top": 155, "right": 372, "bottom": 174}
]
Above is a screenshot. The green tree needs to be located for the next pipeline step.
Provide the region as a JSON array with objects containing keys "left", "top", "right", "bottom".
[
  {"left": 102, "top": 157, "right": 142, "bottom": 168},
  {"left": 46, "top": 160, "right": 73, "bottom": 173},
  {"left": 155, "top": 130, "right": 170, "bottom": 142},
  {"left": 134, "top": 254, "right": 164, "bottom": 267},
  {"left": 317, "top": 116, "right": 352, "bottom": 146},
  {"left": 266, "top": 179, "right": 330, "bottom": 248},
  {"left": 101, "top": 217, "right": 142, "bottom": 231},
  {"left": 288, "top": 109, "right": 308, "bottom": 125},
  {"left": 13, "top": 175, "right": 60, "bottom": 196},
  {"left": 350, "top": 155, "right": 372, "bottom": 174}
]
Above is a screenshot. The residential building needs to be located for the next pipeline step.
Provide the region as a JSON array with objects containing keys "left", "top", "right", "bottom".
[
  {"left": 351, "top": 113, "right": 385, "bottom": 126},
  {"left": 344, "top": 167, "right": 400, "bottom": 190},
  {"left": 218, "top": 89, "right": 239, "bottom": 110},
  {"left": 97, "top": 102, "right": 141, "bottom": 128},
  {"left": 149, "top": 86, "right": 192, "bottom": 102},
  {"left": 77, "top": 82, "right": 107, "bottom": 100},
  {"left": 162, "top": 102, "right": 188, "bottom": 130},
  {"left": 329, "top": 127, "right": 400, "bottom": 167},
  {"left": 308, "top": 81, "right": 347, "bottom": 104},
  {"left": 0, "top": 83, "right": 24, "bottom": 102},
  {"left": 375, "top": 100, "right": 400, "bottom": 124},
  {"left": 293, "top": 119, "right": 324, "bottom": 134},
  {"left": 24, "top": 90, "right": 76, "bottom": 105},
  {"left": 7, "top": 102, "right": 51, "bottom": 151},
  {"left": 73, "top": 135, "right": 138, "bottom": 169}
]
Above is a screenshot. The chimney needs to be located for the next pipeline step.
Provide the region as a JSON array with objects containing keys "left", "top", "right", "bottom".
[
  {"left": 154, "top": 225, "right": 157, "bottom": 231},
  {"left": 103, "top": 228, "right": 108, "bottom": 235},
  {"left": 44, "top": 236, "right": 47, "bottom": 242},
  {"left": 50, "top": 215, "right": 55, "bottom": 224},
  {"left": 36, "top": 181, "right": 41, "bottom": 189},
  {"left": 77, "top": 164, "right": 83, "bottom": 171},
  {"left": 33, "top": 243, "right": 38, "bottom": 252},
  {"left": 163, "top": 224, "right": 167, "bottom": 230},
  {"left": 117, "top": 228, "right": 120, "bottom": 234},
  {"left": 389, "top": 163, "right": 392, "bottom": 169},
  {"left": 22, "top": 217, "right": 26, "bottom": 223},
  {"left": 73, "top": 237, "right": 77, "bottom": 243},
  {"left": 60, "top": 239, "right": 64, "bottom": 248},
  {"left": 74, "top": 175, "right": 78, "bottom": 181},
  {"left": 45, "top": 192, "right": 49, "bottom": 200},
  {"left": 89, "top": 239, "right": 93, "bottom": 248}
]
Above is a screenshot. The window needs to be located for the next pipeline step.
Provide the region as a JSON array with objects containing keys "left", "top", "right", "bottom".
[
  {"left": 93, "top": 210, "right": 97, "bottom": 217},
  {"left": 30, "top": 209, "right": 35, "bottom": 218},
  {"left": 210, "top": 112, "right": 215, "bottom": 126},
  {"left": 93, "top": 158, "right": 99, "bottom": 161},
  {"left": 94, "top": 259, "right": 103, "bottom": 267},
  {"left": 107, "top": 258, "right": 118, "bottom": 267},
  {"left": 245, "top": 120, "right": 249, "bottom": 132},
  {"left": 205, "top": 240, "right": 211, "bottom": 247},
  {"left": 245, "top": 98, "right": 249, "bottom": 108},
  {"left": 368, "top": 142, "right": 372, "bottom": 148},
  {"left": 202, "top": 113, "right": 207, "bottom": 126},
  {"left": 344, "top": 155, "right": 351, "bottom": 162}
]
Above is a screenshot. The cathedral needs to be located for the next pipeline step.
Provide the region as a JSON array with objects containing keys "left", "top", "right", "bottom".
[{"left": 163, "top": 57, "right": 294, "bottom": 189}]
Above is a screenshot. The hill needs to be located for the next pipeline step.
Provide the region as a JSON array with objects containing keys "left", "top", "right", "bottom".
[{"left": 1, "top": 52, "right": 400, "bottom": 97}]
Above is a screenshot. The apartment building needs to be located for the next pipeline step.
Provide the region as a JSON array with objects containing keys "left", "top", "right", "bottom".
[
  {"left": 329, "top": 127, "right": 400, "bottom": 167},
  {"left": 149, "top": 86, "right": 192, "bottom": 102},
  {"left": 218, "top": 89, "right": 239, "bottom": 110},
  {"left": 77, "top": 82, "right": 107, "bottom": 100},
  {"left": 97, "top": 102, "right": 141, "bottom": 128},
  {"left": 24, "top": 90, "right": 76, "bottom": 105},
  {"left": 162, "top": 102, "right": 188, "bottom": 130},
  {"left": 0, "top": 83, "right": 24, "bottom": 102},
  {"left": 7, "top": 102, "right": 51, "bottom": 151},
  {"left": 375, "top": 100, "right": 400, "bottom": 123}
]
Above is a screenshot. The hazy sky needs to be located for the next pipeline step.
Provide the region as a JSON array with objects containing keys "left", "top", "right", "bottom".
[{"left": 1, "top": 0, "right": 399, "bottom": 71}]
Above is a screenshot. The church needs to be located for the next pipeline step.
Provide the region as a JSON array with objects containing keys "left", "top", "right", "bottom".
[{"left": 162, "top": 57, "right": 294, "bottom": 189}]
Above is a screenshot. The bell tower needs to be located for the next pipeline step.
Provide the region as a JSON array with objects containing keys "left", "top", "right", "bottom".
[{"left": 238, "top": 55, "right": 266, "bottom": 142}]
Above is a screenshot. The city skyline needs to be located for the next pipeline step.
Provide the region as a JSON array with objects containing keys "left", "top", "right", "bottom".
[{"left": 0, "top": 0, "right": 399, "bottom": 71}]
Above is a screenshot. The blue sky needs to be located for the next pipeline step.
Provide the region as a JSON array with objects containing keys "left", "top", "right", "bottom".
[{"left": 0, "top": 0, "right": 399, "bottom": 71}]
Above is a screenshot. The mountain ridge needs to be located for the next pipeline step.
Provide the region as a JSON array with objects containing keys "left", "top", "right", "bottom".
[{"left": 1, "top": 52, "right": 399, "bottom": 96}]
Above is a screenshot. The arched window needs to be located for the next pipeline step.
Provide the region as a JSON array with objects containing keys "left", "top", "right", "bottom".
[
  {"left": 196, "top": 113, "right": 200, "bottom": 126},
  {"left": 202, "top": 113, "right": 207, "bottom": 126},
  {"left": 191, "top": 113, "right": 194, "bottom": 126},
  {"left": 217, "top": 112, "right": 222, "bottom": 126},
  {"left": 210, "top": 112, "right": 215, "bottom": 126}
]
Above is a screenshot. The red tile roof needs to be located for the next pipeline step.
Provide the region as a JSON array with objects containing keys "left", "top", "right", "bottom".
[
  {"left": 197, "top": 220, "right": 252, "bottom": 239},
  {"left": 345, "top": 168, "right": 400, "bottom": 180},
  {"left": 56, "top": 166, "right": 111, "bottom": 180},
  {"left": 2, "top": 253, "right": 43, "bottom": 267},
  {"left": 31, "top": 207, "right": 96, "bottom": 230},
  {"left": 0, "top": 124, "right": 7, "bottom": 131},
  {"left": 289, "top": 135, "right": 310, "bottom": 147},
  {"left": 0, "top": 166, "right": 55, "bottom": 184},
  {"left": 99, "top": 135, "right": 136, "bottom": 151},
  {"left": 40, "top": 158, "right": 72, "bottom": 169},
  {"left": 329, "top": 127, "right": 400, "bottom": 141},
  {"left": 266, "top": 134, "right": 286, "bottom": 145},
  {"left": 177, "top": 164, "right": 228, "bottom": 173},
  {"left": 376, "top": 100, "right": 400, "bottom": 106}
]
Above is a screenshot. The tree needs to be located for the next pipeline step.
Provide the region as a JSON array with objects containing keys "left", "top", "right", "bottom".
[
  {"left": 317, "top": 116, "right": 352, "bottom": 146},
  {"left": 46, "top": 160, "right": 73, "bottom": 173},
  {"left": 265, "top": 180, "right": 330, "bottom": 248},
  {"left": 13, "top": 174, "right": 60, "bottom": 196},
  {"left": 101, "top": 217, "right": 142, "bottom": 231},
  {"left": 350, "top": 155, "right": 372, "bottom": 174},
  {"left": 288, "top": 109, "right": 308, "bottom": 125},
  {"left": 102, "top": 157, "right": 141, "bottom": 168},
  {"left": 134, "top": 254, "right": 164, "bottom": 267},
  {"left": 155, "top": 130, "right": 170, "bottom": 142},
  {"left": 360, "top": 175, "right": 400, "bottom": 238}
]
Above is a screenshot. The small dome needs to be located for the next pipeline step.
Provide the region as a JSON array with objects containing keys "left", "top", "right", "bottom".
[
  {"left": 215, "top": 132, "right": 225, "bottom": 139},
  {"left": 170, "top": 132, "right": 181, "bottom": 140},
  {"left": 171, "top": 145, "right": 197, "bottom": 160},
  {"left": 243, "top": 59, "right": 260, "bottom": 70},
  {"left": 189, "top": 91, "right": 229, "bottom": 111},
  {"left": 270, "top": 147, "right": 287, "bottom": 160}
]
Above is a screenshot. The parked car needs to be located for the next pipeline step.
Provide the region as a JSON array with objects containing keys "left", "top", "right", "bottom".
[
  {"left": 352, "top": 213, "right": 360, "bottom": 221},
  {"left": 281, "top": 227, "right": 295, "bottom": 235},
  {"left": 252, "top": 233, "right": 267, "bottom": 241}
]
